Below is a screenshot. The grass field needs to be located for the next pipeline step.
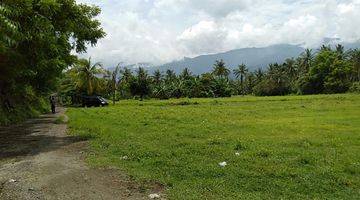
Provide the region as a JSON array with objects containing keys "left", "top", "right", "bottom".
[{"left": 67, "top": 94, "right": 360, "bottom": 199}]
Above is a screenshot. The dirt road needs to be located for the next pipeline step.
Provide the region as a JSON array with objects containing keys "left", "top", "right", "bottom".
[{"left": 0, "top": 108, "right": 156, "bottom": 200}]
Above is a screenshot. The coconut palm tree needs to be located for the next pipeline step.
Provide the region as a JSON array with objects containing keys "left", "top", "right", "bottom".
[
  {"left": 283, "top": 58, "right": 297, "bottom": 79},
  {"left": 165, "top": 69, "right": 176, "bottom": 82},
  {"left": 180, "top": 67, "right": 192, "bottom": 80},
  {"left": 152, "top": 69, "right": 163, "bottom": 85},
  {"left": 120, "top": 67, "right": 133, "bottom": 83},
  {"left": 234, "top": 63, "right": 248, "bottom": 82},
  {"left": 233, "top": 64, "right": 248, "bottom": 95},
  {"left": 74, "top": 57, "right": 104, "bottom": 95},
  {"left": 299, "top": 48, "right": 314, "bottom": 74},
  {"left": 212, "top": 60, "right": 230, "bottom": 78},
  {"left": 131, "top": 67, "right": 151, "bottom": 100},
  {"left": 254, "top": 68, "right": 264, "bottom": 82},
  {"left": 110, "top": 63, "right": 121, "bottom": 105},
  {"left": 350, "top": 49, "right": 360, "bottom": 81}
]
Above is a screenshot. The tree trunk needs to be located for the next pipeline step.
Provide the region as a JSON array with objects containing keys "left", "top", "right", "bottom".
[{"left": 113, "top": 90, "right": 116, "bottom": 105}]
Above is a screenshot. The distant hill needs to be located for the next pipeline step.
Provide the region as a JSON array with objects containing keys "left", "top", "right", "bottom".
[{"left": 155, "top": 44, "right": 304, "bottom": 74}]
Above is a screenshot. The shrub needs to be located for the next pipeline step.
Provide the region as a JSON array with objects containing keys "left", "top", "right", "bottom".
[
  {"left": 349, "top": 82, "right": 360, "bottom": 93},
  {"left": 253, "top": 79, "right": 291, "bottom": 96}
]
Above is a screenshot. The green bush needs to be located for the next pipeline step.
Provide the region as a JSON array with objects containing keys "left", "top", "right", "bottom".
[
  {"left": 349, "top": 82, "right": 360, "bottom": 93},
  {"left": 0, "top": 89, "right": 49, "bottom": 126},
  {"left": 253, "top": 79, "right": 291, "bottom": 96}
]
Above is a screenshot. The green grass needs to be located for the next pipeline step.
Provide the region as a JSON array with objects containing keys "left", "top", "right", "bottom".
[{"left": 67, "top": 94, "right": 360, "bottom": 199}]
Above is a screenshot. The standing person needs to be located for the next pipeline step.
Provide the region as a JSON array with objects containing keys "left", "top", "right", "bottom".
[{"left": 49, "top": 96, "right": 56, "bottom": 114}]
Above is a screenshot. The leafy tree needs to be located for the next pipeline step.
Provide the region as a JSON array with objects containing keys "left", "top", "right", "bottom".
[
  {"left": 349, "top": 49, "right": 360, "bottom": 81},
  {"left": 0, "top": 0, "right": 105, "bottom": 120},
  {"left": 299, "top": 48, "right": 352, "bottom": 94}
]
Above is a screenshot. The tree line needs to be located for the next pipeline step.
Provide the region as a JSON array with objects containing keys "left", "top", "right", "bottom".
[{"left": 60, "top": 44, "right": 360, "bottom": 104}]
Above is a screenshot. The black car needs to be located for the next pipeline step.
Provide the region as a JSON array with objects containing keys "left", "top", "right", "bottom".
[{"left": 81, "top": 96, "right": 109, "bottom": 107}]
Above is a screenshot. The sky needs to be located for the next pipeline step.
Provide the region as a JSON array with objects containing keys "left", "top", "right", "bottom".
[{"left": 76, "top": 0, "right": 360, "bottom": 67}]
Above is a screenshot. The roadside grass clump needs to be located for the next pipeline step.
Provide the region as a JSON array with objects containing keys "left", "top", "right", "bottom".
[
  {"left": 67, "top": 94, "right": 360, "bottom": 199},
  {"left": 54, "top": 115, "right": 67, "bottom": 124}
]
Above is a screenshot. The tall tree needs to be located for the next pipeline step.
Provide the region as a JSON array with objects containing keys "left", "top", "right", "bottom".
[
  {"left": 74, "top": 58, "right": 104, "bottom": 95},
  {"left": 233, "top": 63, "right": 248, "bottom": 94},
  {"left": 165, "top": 69, "right": 177, "bottom": 82},
  {"left": 180, "top": 68, "right": 192, "bottom": 80},
  {"left": 349, "top": 49, "right": 360, "bottom": 82},
  {"left": 0, "top": 0, "right": 105, "bottom": 117},
  {"left": 120, "top": 67, "right": 133, "bottom": 83},
  {"left": 299, "top": 48, "right": 314, "bottom": 75},
  {"left": 110, "top": 63, "right": 120, "bottom": 105},
  {"left": 283, "top": 58, "right": 297, "bottom": 79},
  {"left": 152, "top": 69, "right": 162, "bottom": 84},
  {"left": 130, "top": 67, "right": 151, "bottom": 100},
  {"left": 212, "top": 60, "right": 230, "bottom": 78},
  {"left": 336, "top": 44, "right": 345, "bottom": 60},
  {"left": 254, "top": 68, "right": 264, "bottom": 82}
]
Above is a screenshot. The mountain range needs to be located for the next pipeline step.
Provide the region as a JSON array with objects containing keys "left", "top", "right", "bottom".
[{"left": 156, "top": 44, "right": 303, "bottom": 74}]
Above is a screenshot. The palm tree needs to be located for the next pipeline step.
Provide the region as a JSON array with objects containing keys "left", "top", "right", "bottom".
[
  {"left": 233, "top": 63, "right": 248, "bottom": 83},
  {"left": 254, "top": 68, "right": 264, "bottom": 82},
  {"left": 283, "top": 58, "right": 297, "bottom": 79},
  {"left": 212, "top": 60, "right": 230, "bottom": 78},
  {"left": 132, "top": 67, "right": 151, "bottom": 100},
  {"left": 180, "top": 67, "right": 192, "bottom": 80},
  {"left": 110, "top": 63, "right": 121, "bottom": 105},
  {"left": 350, "top": 49, "right": 360, "bottom": 81},
  {"left": 75, "top": 57, "right": 103, "bottom": 95},
  {"left": 152, "top": 69, "right": 163, "bottom": 84},
  {"left": 320, "top": 45, "right": 331, "bottom": 52},
  {"left": 336, "top": 44, "right": 345, "bottom": 60},
  {"left": 299, "top": 48, "right": 314, "bottom": 74},
  {"left": 120, "top": 67, "right": 133, "bottom": 83},
  {"left": 267, "top": 63, "right": 284, "bottom": 84},
  {"left": 233, "top": 63, "right": 248, "bottom": 95},
  {"left": 165, "top": 69, "right": 176, "bottom": 82}
]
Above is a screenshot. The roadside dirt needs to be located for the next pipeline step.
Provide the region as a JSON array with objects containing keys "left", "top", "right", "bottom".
[{"left": 0, "top": 108, "right": 161, "bottom": 200}]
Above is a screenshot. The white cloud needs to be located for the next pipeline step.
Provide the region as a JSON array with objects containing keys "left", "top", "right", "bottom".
[{"left": 76, "top": 0, "right": 360, "bottom": 66}]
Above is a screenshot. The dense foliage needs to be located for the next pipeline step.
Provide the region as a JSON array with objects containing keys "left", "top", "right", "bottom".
[
  {"left": 61, "top": 45, "right": 360, "bottom": 103},
  {"left": 0, "top": 0, "right": 105, "bottom": 124}
]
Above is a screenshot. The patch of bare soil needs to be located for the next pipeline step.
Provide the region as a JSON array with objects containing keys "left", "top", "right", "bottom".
[{"left": 0, "top": 108, "right": 163, "bottom": 200}]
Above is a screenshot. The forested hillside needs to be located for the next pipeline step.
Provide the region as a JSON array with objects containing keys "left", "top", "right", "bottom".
[{"left": 0, "top": 0, "right": 105, "bottom": 125}]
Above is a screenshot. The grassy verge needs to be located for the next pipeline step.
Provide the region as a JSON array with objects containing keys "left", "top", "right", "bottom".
[
  {"left": 67, "top": 94, "right": 360, "bottom": 199},
  {"left": 0, "top": 97, "right": 49, "bottom": 126}
]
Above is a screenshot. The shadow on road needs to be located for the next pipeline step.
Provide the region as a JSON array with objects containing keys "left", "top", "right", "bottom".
[{"left": 0, "top": 110, "right": 85, "bottom": 160}]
